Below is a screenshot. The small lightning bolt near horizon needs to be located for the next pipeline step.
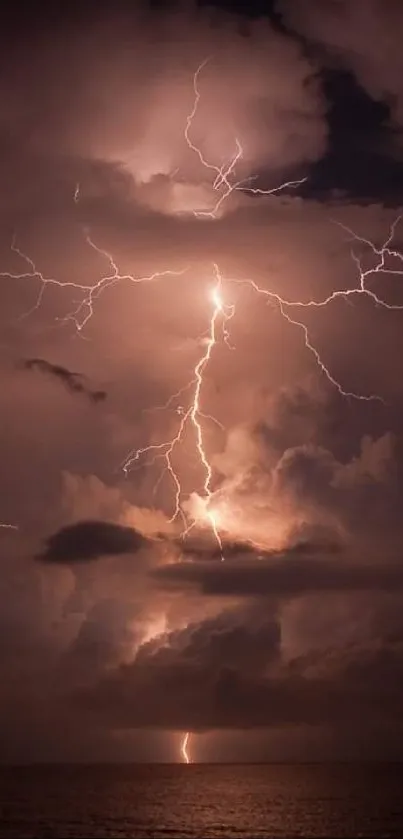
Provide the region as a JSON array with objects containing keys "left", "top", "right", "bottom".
[{"left": 181, "top": 732, "right": 191, "bottom": 764}]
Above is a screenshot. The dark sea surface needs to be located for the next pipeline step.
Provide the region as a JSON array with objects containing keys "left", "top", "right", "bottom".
[{"left": 0, "top": 763, "right": 402, "bottom": 838}]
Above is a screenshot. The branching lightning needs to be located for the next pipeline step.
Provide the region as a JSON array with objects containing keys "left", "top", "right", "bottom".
[
  {"left": 228, "top": 215, "right": 403, "bottom": 403},
  {"left": 1, "top": 57, "right": 403, "bottom": 763},
  {"left": 182, "top": 60, "right": 403, "bottom": 401},
  {"left": 184, "top": 59, "right": 307, "bottom": 219},
  {"left": 1, "top": 232, "right": 188, "bottom": 333}
]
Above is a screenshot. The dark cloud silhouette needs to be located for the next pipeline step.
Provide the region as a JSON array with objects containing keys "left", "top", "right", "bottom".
[
  {"left": 153, "top": 554, "right": 403, "bottom": 599},
  {"left": 280, "top": 0, "right": 403, "bottom": 141},
  {"left": 22, "top": 358, "right": 107, "bottom": 403},
  {"left": 37, "top": 520, "right": 148, "bottom": 564},
  {"left": 173, "top": 528, "right": 341, "bottom": 562},
  {"left": 173, "top": 533, "right": 261, "bottom": 561}
]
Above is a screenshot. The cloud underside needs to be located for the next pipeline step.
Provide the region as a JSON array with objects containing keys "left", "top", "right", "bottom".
[{"left": 154, "top": 555, "right": 403, "bottom": 598}]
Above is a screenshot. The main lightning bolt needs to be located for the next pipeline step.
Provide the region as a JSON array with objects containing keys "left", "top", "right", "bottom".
[{"left": 122, "top": 264, "right": 234, "bottom": 555}]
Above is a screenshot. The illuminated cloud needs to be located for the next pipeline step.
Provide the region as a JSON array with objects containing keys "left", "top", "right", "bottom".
[{"left": 0, "top": 6, "right": 327, "bottom": 216}]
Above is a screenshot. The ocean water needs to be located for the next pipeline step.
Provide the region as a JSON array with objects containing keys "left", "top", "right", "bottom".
[{"left": 0, "top": 763, "right": 402, "bottom": 838}]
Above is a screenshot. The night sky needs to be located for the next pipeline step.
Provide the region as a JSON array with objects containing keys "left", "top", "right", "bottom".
[{"left": 1, "top": 0, "right": 403, "bottom": 763}]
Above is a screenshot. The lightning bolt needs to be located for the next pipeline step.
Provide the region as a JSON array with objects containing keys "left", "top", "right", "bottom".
[
  {"left": 119, "top": 209, "right": 403, "bottom": 579},
  {"left": 182, "top": 58, "right": 403, "bottom": 398},
  {"left": 184, "top": 58, "right": 307, "bottom": 218},
  {"left": 181, "top": 731, "right": 191, "bottom": 764},
  {"left": 0, "top": 523, "right": 18, "bottom": 530},
  {"left": 1, "top": 231, "right": 188, "bottom": 333},
  {"left": 227, "top": 214, "right": 403, "bottom": 403},
  {"left": 122, "top": 264, "right": 234, "bottom": 554}
]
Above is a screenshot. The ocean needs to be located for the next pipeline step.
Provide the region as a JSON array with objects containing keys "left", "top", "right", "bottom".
[{"left": 0, "top": 763, "right": 402, "bottom": 837}]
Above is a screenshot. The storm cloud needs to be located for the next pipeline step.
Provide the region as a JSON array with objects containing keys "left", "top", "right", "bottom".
[
  {"left": 75, "top": 605, "right": 403, "bottom": 735},
  {"left": 0, "top": 0, "right": 403, "bottom": 763}
]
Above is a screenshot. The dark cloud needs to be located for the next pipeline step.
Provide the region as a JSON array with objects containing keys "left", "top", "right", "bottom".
[
  {"left": 153, "top": 554, "right": 403, "bottom": 599},
  {"left": 21, "top": 358, "right": 106, "bottom": 404},
  {"left": 174, "top": 526, "right": 341, "bottom": 562},
  {"left": 280, "top": 0, "right": 403, "bottom": 142},
  {"left": 36, "top": 520, "right": 148, "bottom": 564},
  {"left": 75, "top": 605, "right": 403, "bottom": 732},
  {"left": 76, "top": 608, "right": 284, "bottom": 730},
  {"left": 172, "top": 532, "right": 260, "bottom": 561}
]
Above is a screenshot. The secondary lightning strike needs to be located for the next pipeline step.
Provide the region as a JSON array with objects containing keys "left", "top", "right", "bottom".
[
  {"left": 181, "top": 731, "right": 191, "bottom": 764},
  {"left": 122, "top": 265, "right": 233, "bottom": 552},
  {"left": 184, "top": 59, "right": 307, "bottom": 218}
]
